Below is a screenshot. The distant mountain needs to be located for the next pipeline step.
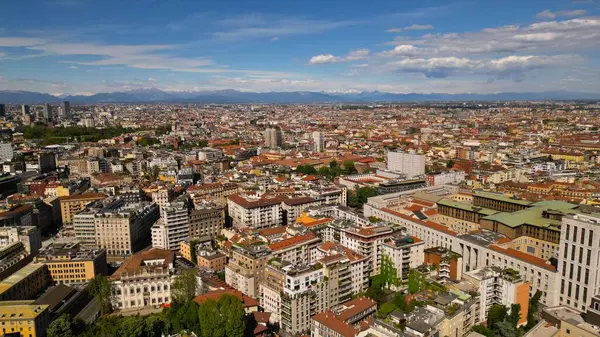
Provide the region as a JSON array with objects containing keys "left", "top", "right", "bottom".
[{"left": 0, "top": 88, "right": 598, "bottom": 104}]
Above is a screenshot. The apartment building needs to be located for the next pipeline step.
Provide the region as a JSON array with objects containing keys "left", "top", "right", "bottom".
[
  {"left": 59, "top": 193, "right": 106, "bottom": 225},
  {"left": 267, "top": 232, "right": 321, "bottom": 266},
  {"left": 73, "top": 197, "right": 125, "bottom": 247},
  {"left": 465, "top": 267, "right": 530, "bottom": 326},
  {"left": 311, "top": 298, "right": 377, "bottom": 337},
  {"left": 315, "top": 242, "right": 372, "bottom": 295},
  {"left": 197, "top": 249, "right": 227, "bottom": 271},
  {"left": 187, "top": 182, "right": 240, "bottom": 206},
  {"left": 94, "top": 202, "right": 160, "bottom": 256},
  {"left": 381, "top": 235, "right": 425, "bottom": 286},
  {"left": 0, "top": 243, "right": 30, "bottom": 278},
  {"left": 386, "top": 151, "right": 425, "bottom": 179},
  {"left": 337, "top": 224, "right": 394, "bottom": 275},
  {"left": 0, "top": 301, "right": 50, "bottom": 337},
  {"left": 558, "top": 213, "right": 600, "bottom": 312},
  {"left": 110, "top": 248, "right": 175, "bottom": 309},
  {"left": 189, "top": 206, "right": 224, "bottom": 238},
  {"left": 151, "top": 200, "right": 189, "bottom": 251},
  {"left": 225, "top": 245, "right": 271, "bottom": 298},
  {"left": 34, "top": 242, "right": 108, "bottom": 285},
  {"left": 424, "top": 247, "right": 463, "bottom": 282},
  {"left": 227, "top": 194, "right": 284, "bottom": 229}
]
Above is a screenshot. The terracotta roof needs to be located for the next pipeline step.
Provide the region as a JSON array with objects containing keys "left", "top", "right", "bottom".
[
  {"left": 382, "top": 208, "right": 458, "bottom": 236},
  {"left": 335, "top": 297, "right": 377, "bottom": 322},
  {"left": 268, "top": 232, "right": 318, "bottom": 251},
  {"left": 110, "top": 248, "right": 174, "bottom": 279},
  {"left": 312, "top": 311, "right": 361, "bottom": 337},
  {"left": 488, "top": 245, "right": 556, "bottom": 271},
  {"left": 258, "top": 226, "right": 287, "bottom": 237},
  {"left": 228, "top": 194, "right": 287, "bottom": 209},
  {"left": 193, "top": 289, "right": 259, "bottom": 308}
]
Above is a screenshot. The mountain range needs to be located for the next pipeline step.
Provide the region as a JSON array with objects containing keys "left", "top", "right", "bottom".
[{"left": 0, "top": 88, "right": 598, "bottom": 104}]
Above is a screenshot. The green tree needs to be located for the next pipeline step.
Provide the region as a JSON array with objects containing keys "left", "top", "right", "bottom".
[
  {"left": 407, "top": 270, "right": 426, "bottom": 294},
  {"left": 487, "top": 304, "right": 508, "bottom": 330},
  {"left": 472, "top": 324, "right": 495, "bottom": 337},
  {"left": 180, "top": 301, "right": 200, "bottom": 333},
  {"left": 88, "top": 275, "right": 114, "bottom": 315},
  {"left": 296, "top": 165, "right": 317, "bottom": 175},
  {"left": 380, "top": 254, "right": 399, "bottom": 287},
  {"left": 329, "top": 160, "right": 338, "bottom": 168},
  {"left": 378, "top": 302, "right": 397, "bottom": 318},
  {"left": 495, "top": 321, "right": 518, "bottom": 337},
  {"left": 144, "top": 314, "right": 167, "bottom": 337},
  {"left": 219, "top": 295, "right": 246, "bottom": 337},
  {"left": 507, "top": 303, "right": 521, "bottom": 327},
  {"left": 318, "top": 166, "right": 330, "bottom": 177},
  {"left": 119, "top": 317, "right": 145, "bottom": 337},
  {"left": 446, "top": 160, "right": 455, "bottom": 168},
  {"left": 342, "top": 160, "right": 357, "bottom": 174},
  {"left": 526, "top": 290, "right": 543, "bottom": 329},
  {"left": 392, "top": 293, "right": 407, "bottom": 311},
  {"left": 198, "top": 299, "right": 225, "bottom": 337},
  {"left": 171, "top": 269, "right": 199, "bottom": 304},
  {"left": 47, "top": 314, "right": 74, "bottom": 337}
]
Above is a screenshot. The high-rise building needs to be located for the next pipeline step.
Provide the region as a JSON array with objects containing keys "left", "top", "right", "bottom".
[
  {"left": 21, "top": 104, "right": 30, "bottom": 117},
  {"left": 0, "top": 142, "right": 13, "bottom": 162},
  {"left": 558, "top": 213, "right": 600, "bottom": 312},
  {"left": 151, "top": 199, "right": 190, "bottom": 251},
  {"left": 263, "top": 127, "right": 282, "bottom": 149},
  {"left": 61, "top": 101, "right": 71, "bottom": 119},
  {"left": 312, "top": 131, "right": 324, "bottom": 152},
  {"left": 42, "top": 104, "right": 53, "bottom": 123},
  {"left": 386, "top": 150, "right": 426, "bottom": 179},
  {"left": 0, "top": 104, "right": 5, "bottom": 118}
]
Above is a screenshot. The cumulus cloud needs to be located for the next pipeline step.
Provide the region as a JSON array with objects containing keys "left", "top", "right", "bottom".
[
  {"left": 386, "top": 24, "right": 434, "bottom": 33},
  {"left": 536, "top": 9, "right": 587, "bottom": 20},
  {"left": 386, "top": 54, "right": 577, "bottom": 80},
  {"left": 309, "top": 49, "right": 370, "bottom": 64}
]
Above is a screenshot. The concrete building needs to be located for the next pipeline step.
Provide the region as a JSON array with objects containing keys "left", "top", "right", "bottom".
[
  {"left": 227, "top": 194, "right": 284, "bottom": 229},
  {"left": 73, "top": 197, "right": 125, "bottom": 247},
  {"left": 225, "top": 245, "right": 271, "bottom": 298},
  {"left": 59, "top": 193, "right": 107, "bottom": 225},
  {"left": 189, "top": 206, "right": 225, "bottom": 239},
  {"left": 197, "top": 249, "right": 226, "bottom": 271},
  {"left": 110, "top": 248, "right": 175, "bottom": 309},
  {"left": 197, "top": 148, "right": 224, "bottom": 162},
  {"left": 312, "top": 131, "right": 324, "bottom": 152},
  {"left": 263, "top": 127, "right": 282, "bottom": 149},
  {"left": 0, "top": 142, "right": 13, "bottom": 162},
  {"left": 42, "top": 104, "right": 53, "bottom": 123},
  {"left": 381, "top": 235, "right": 425, "bottom": 286},
  {"left": 424, "top": 247, "right": 463, "bottom": 283},
  {"left": 0, "top": 226, "right": 41, "bottom": 255},
  {"left": 94, "top": 202, "right": 160, "bottom": 256},
  {"left": 386, "top": 151, "right": 425, "bottom": 179},
  {"left": 61, "top": 100, "right": 71, "bottom": 119},
  {"left": 426, "top": 170, "right": 466, "bottom": 186},
  {"left": 267, "top": 232, "right": 321, "bottom": 266},
  {"left": 151, "top": 200, "right": 190, "bottom": 251},
  {"left": 311, "top": 298, "right": 377, "bottom": 337},
  {"left": 0, "top": 301, "right": 50, "bottom": 337},
  {"left": 558, "top": 213, "right": 600, "bottom": 312},
  {"left": 34, "top": 242, "right": 107, "bottom": 285},
  {"left": 0, "top": 263, "right": 49, "bottom": 301},
  {"left": 465, "top": 266, "right": 530, "bottom": 326}
]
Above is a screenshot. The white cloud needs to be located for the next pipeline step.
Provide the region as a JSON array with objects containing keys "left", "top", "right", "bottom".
[
  {"left": 536, "top": 9, "right": 587, "bottom": 20},
  {"left": 68, "top": 65, "right": 78, "bottom": 69},
  {"left": 309, "top": 54, "right": 342, "bottom": 64},
  {"left": 309, "top": 49, "right": 370, "bottom": 65},
  {"left": 386, "top": 24, "right": 434, "bottom": 33},
  {"left": 271, "top": 37, "right": 279, "bottom": 41}
]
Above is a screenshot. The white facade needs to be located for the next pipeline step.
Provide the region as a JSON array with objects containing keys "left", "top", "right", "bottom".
[
  {"left": 428, "top": 170, "right": 466, "bottom": 186},
  {"left": 227, "top": 196, "right": 283, "bottom": 229},
  {"left": 558, "top": 214, "right": 600, "bottom": 312},
  {"left": 387, "top": 151, "right": 425, "bottom": 179},
  {"left": 381, "top": 236, "right": 425, "bottom": 283},
  {"left": 0, "top": 143, "right": 13, "bottom": 162},
  {"left": 151, "top": 201, "right": 189, "bottom": 251},
  {"left": 197, "top": 148, "right": 224, "bottom": 162},
  {"left": 312, "top": 131, "right": 324, "bottom": 152}
]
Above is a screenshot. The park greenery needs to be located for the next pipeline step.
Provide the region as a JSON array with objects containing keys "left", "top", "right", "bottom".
[
  {"left": 347, "top": 186, "right": 377, "bottom": 208},
  {"left": 22, "top": 125, "right": 134, "bottom": 144},
  {"left": 296, "top": 160, "right": 357, "bottom": 179}
]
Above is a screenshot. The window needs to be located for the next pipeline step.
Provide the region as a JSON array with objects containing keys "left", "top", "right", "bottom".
[
  {"left": 573, "top": 227, "right": 577, "bottom": 242},
  {"left": 589, "top": 230, "right": 594, "bottom": 246},
  {"left": 581, "top": 229, "right": 585, "bottom": 244},
  {"left": 587, "top": 249, "right": 591, "bottom": 266}
]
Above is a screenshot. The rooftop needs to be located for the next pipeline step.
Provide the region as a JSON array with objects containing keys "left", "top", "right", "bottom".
[{"left": 0, "top": 301, "right": 48, "bottom": 320}]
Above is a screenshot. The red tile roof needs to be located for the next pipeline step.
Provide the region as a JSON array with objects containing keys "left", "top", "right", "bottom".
[
  {"left": 488, "top": 245, "right": 556, "bottom": 271},
  {"left": 268, "top": 232, "right": 318, "bottom": 251}
]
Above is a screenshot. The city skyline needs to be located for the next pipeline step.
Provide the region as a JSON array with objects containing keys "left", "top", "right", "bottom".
[{"left": 1, "top": 0, "right": 600, "bottom": 95}]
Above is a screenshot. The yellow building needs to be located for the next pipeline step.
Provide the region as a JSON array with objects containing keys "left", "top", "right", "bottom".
[
  {"left": 180, "top": 240, "right": 193, "bottom": 262},
  {"left": 34, "top": 242, "right": 108, "bottom": 285},
  {"left": 0, "top": 263, "right": 49, "bottom": 301},
  {"left": 59, "top": 193, "right": 106, "bottom": 224},
  {"left": 0, "top": 301, "right": 50, "bottom": 337}
]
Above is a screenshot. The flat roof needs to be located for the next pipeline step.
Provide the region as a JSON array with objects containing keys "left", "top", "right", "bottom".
[
  {"left": 437, "top": 199, "right": 499, "bottom": 216},
  {"left": 0, "top": 263, "right": 45, "bottom": 295},
  {"left": 481, "top": 201, "right": 578, "bottom": 229},
  {"left": 474, "top": 191, "right": 533, "bottom": 206}
]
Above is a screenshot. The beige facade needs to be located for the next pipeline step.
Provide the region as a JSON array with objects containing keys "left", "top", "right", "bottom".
[{"left": 59, "top": 193, "right": 106, "bottom": 224}]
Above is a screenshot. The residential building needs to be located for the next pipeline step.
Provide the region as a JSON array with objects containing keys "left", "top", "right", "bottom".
[
  {"left": 94, "top": 202, "right": 160, "bottom": 256},
  {"left": 381, "top": 235, "right": 425, "bottom": 286},
  {"left": 337, "top": 224, "right": 394, "bottom": 275},
  {"left": 110, "top": 248, "right": 175, "bottom": 309},
  {"left": 424, "top": 247, "right": 463, "bottom": 282},
  {"left": 426, "top": 170, "right": 466, "bottom": 186},
  {"left": 151, "top": 199, "right": 190, "bottom": 251},
  {"left": 73, "top": 197, "right": 125, "bottom": 247},
  {"left": 34, "top": 242, "right": 108, "bottom": 285},
  {"left": 61, "top": 100, "right": 71, "bottom": 119},
  {"left": 189, "top": 206, "right": 224, "bottom": 238},
  {"left": 227, "top": 194, "right": 285, "bottom": 229},
  {"left": 0, "top": 226, "right": 41, "bottom": 255},
  {"left": 465, "top": 267, "right": 529, "bottom": 326},
  {"left": 197, "top": 148, "right": 224, "bottom": 162},
  {"left": 197, "top": 249, "right": 227, "bottom": 271},
  {"left": 0, "top": 301, "right": 50, "bottom": 337},
  {"left": 0, "top": 142, "right": 13, "bottom": 162},
  {"left": 311, "top": 298, "right": 377, "bottom": 337},
  {"left": 59, "top": 193, "right": 107, "bottom": 225},
  {"left": 225, "top": 245, "right": 271, "bottom": 298},
  {"left": 268, "top": 232, "right": 321, "bottom": 266}
]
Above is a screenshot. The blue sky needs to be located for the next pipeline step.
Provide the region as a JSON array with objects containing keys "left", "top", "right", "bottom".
[{"left": 0, "top": 0, "right": 599, "bottom": 94}]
